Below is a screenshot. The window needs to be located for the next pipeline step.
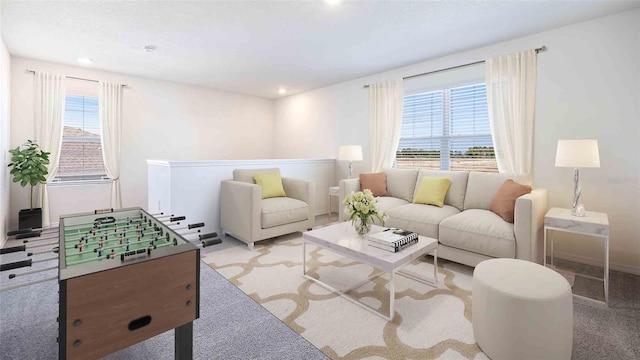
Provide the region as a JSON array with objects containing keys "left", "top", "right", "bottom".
[
  {"left": 396, "top": 83, "right": 497, "bottom": 172},
  {"left": 56, "top": 95, "right": 107, "bottom": 181}
]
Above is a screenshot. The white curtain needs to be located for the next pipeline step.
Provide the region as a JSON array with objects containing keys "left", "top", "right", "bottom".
[
  {"left": 486, "top": 49, "right": 537, "bottom": 175},
  {"left": 99, "top": 82, "right": 123, "bottom": 209},
  {"left": 369, "top": 79, "right": 404, "bottom": 172},
  {"left": 34, "top": 72, "right": 66, "bottom": 227}
]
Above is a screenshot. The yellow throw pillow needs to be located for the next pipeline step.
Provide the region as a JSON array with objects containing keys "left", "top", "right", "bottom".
[
  {"left": 254, "top": 173, "right": 286, "bottom": 199},
  {"left": 413, "top": 177, "right": 451, "bottom": 207}
]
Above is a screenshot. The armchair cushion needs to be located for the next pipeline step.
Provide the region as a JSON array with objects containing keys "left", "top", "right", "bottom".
[
  {"left": 261, "top": 197, "right": 309, "bottom": 229},
  {"left": 254, "top": 172, "right": 286, "bottom": 199}
]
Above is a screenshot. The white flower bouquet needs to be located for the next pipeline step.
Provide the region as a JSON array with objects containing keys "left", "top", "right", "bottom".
[{"left": 343, "top": 189, "right": 387, "bottom": 235}]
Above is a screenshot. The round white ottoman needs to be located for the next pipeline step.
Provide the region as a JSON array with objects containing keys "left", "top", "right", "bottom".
[{"left": 472, "top": 258, "right": 573, "bottom": 360}]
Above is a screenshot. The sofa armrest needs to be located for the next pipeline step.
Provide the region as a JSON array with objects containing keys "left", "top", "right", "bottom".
[
  {"left": 220, "top": 180, "right": 262, "bottom": 242},
  {"left": 514, "top": 188, "right": 548, "bottom": 264},
  {"left": 282, "top": 177, "right": 316, "bottom": 215},
  {"left": 338, "top": 178, "right": 361, "bottom": 221}
]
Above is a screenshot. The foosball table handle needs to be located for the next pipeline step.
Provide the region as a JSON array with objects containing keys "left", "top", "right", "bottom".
[{"left": 0, "top": 259, "right": 32, "bottom": 272}]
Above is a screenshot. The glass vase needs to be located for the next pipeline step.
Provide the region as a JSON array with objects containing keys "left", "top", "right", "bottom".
[{"left": 354, "top": 215, "right": 372, "bottom": 235}]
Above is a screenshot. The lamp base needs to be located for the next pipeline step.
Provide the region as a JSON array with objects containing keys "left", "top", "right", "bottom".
[{"left": 571, "top": 204, "right": 586, "bottom": 217}]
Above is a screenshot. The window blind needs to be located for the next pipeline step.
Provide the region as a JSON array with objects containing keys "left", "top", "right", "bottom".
[{"left": 396, "top": 83, "right": 497, "bottom": 172}]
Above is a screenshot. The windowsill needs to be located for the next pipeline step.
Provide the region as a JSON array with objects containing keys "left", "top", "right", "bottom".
[{"left": 48, "top": 179, "right": 113, "bottom": 187}]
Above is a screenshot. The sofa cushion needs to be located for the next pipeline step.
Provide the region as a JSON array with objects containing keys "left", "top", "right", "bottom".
[
  {"left": 414, "top": 170, "right": 469, "bottom": 211},
  {"left": 359, "top": 172, "right": 389, "bottom": 197},
  {"left": 439, "top": 209, "right": 515, "bottom": 258},
  {"left": 385, "top": 203, "right": 460, "bottom": 239},
  {"left": 413, "top": 177, "right": 451, "bottom": 207},
  {"left": 234, "top": 168, "right": 280, "bottom": 184},
  {"left": 261, "top": 197, "right": 308, "bottom": 229},
  {"left": 489, "top": 180, "right": 532, "bottom": 223},
  {"left": 464, "top": 172, "right": 531, "bottom": 210},
  {"left": 382, "top": 167, "right": 418, "bottom": 202},
  {"left": 376, "top": 196, "right": 410, "bottom": 214},
  {"left": 254, "top": 172, "right": 286, "bottom": 199}
]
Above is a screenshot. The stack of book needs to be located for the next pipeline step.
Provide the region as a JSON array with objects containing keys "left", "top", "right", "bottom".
[{"left": 366, "top": 228, "right": 419, "bottom": 253}]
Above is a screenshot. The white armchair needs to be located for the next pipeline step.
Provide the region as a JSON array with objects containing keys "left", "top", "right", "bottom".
[{"left": 220, "top": 168, "right": 315, "bottom": 250}]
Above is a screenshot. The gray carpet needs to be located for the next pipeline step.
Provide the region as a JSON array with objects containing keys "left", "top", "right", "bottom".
[
  {"left": 0, "top": 239, "right": 328, "bottom": 360},
  {"left": 1, "top": 228, "right": 639, "bottom": 360},
  {"left": 552, "top": 258, "right": 640, "bottom": 360}
]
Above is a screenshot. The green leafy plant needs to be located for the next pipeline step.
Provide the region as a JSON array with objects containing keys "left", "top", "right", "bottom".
[{"left": 7, "top": 140, "right": 50, "bottom": 210}]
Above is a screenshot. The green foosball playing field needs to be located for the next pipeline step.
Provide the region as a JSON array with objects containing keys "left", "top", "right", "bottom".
[{"left": 63, "top": 215, "right": 177, "bottom": 267}]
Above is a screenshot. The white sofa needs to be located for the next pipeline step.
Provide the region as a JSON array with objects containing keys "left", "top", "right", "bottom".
[
  {"left": 221, "top": 168, "right": 315, "bottom": 250},
  {"left": 339, "top": 168, "right": 548, "bottom": 267}
]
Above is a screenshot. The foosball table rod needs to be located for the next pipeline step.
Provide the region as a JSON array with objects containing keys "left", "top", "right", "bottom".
[
  {"left": 0, "top": 244, "right": 58, "bottom": 256},
  {"left": 0, "top": 276, "right": 57, "bottom": 292},
  {"left": 18, "top": 232, "right": 60, "bottom": 243},
  {"left": 183, "top": 232, "right": 222, "bottom": 247},
  {"left": 171, "top": 222, "right": 204, "bottom": 231},
  {"left": 0, "top": 256, "right": 58, "bottom": 272},
  {"left": 28, "top": 246, "right": 59, "bottom": 257},
  {"left": 8, "top": 265, "right": 57, "bottom": 279},
  {"left": 161, "top": 216, "right": 185, "bottom": 223},
  {"left": 7, "top": 226, "right": 58, "bottom": 237}
]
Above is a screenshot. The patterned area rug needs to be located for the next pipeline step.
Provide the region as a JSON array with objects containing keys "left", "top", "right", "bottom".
[{"left": 202, "top": 235, "right": 488, "bottom": 360}]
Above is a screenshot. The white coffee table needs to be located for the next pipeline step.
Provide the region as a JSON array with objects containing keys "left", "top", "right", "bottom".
[{"left": 302, "top": 222, "right": 438, "bottom": 320}]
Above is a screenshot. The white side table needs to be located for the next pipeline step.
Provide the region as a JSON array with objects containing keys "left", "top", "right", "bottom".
[
  {"left": 543, "top": 207, "right": 609, "bottom": 306},
  {"left": 328, "top": 186, "right": 340, "bottom": 223}
]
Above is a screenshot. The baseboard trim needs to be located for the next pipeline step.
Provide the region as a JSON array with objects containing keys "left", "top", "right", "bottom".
[{"left": 553, "top": 250, "right": 640, "bottom": 276}]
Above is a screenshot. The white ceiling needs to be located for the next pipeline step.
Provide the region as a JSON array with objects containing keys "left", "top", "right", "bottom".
[{"left": 2, "top": 1, "right": 638, "bottom": 99}]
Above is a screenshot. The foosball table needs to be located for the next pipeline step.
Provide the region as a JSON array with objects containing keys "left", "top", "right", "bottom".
[{"left": 58, "top": 207, "right": 200, "bottom": 360}]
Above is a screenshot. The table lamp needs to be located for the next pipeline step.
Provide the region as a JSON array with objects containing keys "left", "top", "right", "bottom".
[
  {"left": 554, "top": 139, "right": 600, "bottom": 216},
  {"left": 338, "top": 145, "right": 363, "bottom": 179}
]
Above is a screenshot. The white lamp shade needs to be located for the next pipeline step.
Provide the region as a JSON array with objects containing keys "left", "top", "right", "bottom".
[
  {"left": 338, "top": 145, "right": 363, "bottom": 161},
  {"left": 555, "top": 139, "right": 600, "bottom": 168}
]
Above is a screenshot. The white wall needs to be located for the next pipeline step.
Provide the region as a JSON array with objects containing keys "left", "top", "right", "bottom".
[
  {"left": 9, "top": 57, "right": 275, "bottom": 228},
  {"left": 274, "top": 9, "right": 640, "bottom": 273},
  {"left": 0, "top": 39, "right": 10, "bottom": 246}
]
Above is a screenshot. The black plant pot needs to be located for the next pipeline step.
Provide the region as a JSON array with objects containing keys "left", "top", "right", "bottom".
[{"left": 19, "top": 208, "right": 42, "bottom": 230}]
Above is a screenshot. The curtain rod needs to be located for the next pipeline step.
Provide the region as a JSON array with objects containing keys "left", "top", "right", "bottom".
[
  {"left": 363, "top": 46, "right": 546, "bottom": 88},
  {"left": 26, "top": 69, "right": 128, "bottom": 87}
]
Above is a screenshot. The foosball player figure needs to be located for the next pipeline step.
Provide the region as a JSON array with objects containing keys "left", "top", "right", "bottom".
[
  {"left": 91, "top": 228, "right": 96, "bottom": 236},
  {"left": 125, "top": 239, "right": 131, "bottom": 251},
  {"left": 98, "top": 237, "right": 105, "bottom": 248},
  {"left": 114, "top": 224, "right": 118, "bottom": 233},
  {"left": 77, "top": 239, "right": 84, "bottom": 253},
  {"left": 108, "top": 249, "right": 116, "bottom": 259},
  {"left": 119, "top": 232, "right": 124, "bottom": 245},
  {"left": 97, "top": 247, "right": 103, "bottom": 257}
]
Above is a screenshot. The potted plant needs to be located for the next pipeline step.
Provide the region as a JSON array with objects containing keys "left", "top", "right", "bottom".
[{"left": 7, "top": 140, "right": 50, "bottom": 229}]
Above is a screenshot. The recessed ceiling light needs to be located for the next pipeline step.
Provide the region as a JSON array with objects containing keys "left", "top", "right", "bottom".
[
  {"left": 77, "top": 57, "right": 93, "bottom": 65},
  {"left": 143, "top": 45, "right": 157, "bottom": 53},
  {"left": 325, "top": 0, "right": 342, "bottom": 5},
  {"left": 278, "top": 88, "right": 287, "bottom": 95}
]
